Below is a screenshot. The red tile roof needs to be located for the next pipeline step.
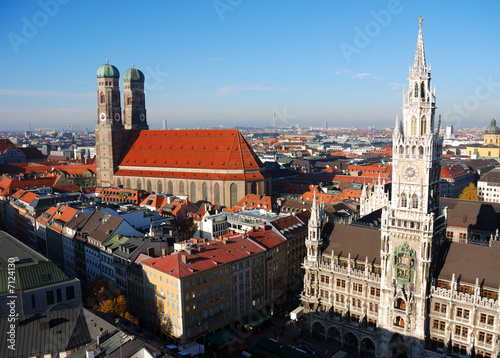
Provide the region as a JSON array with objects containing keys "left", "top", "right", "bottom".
[
  {"left": 37, "top": 206, "right": 57, "bottom": 225},
  {"left": 0, "top": 139, "right": 20, "bottom": 153},
  {"left": 117, "top": 130, "right": 266, "bottom": 178},
  {"left": 441, "top": 164, "right": 468, "bottom": 179},
  {"left": 0, "top": 176, "right": 60, "bottom": 196},
  {"left": 229, "top": 194, "right": 276, "bottom": 213},
  {"left": 143, "top": 236, "right": 266, "bottom": 278}
]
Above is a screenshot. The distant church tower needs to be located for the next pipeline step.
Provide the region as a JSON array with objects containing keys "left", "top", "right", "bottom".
[
  {"left": 95, "top": 61, "right": 125, "bottom": 187},
  {"left": 123, "top": 66, "right": 149, "bottom": 130},
  {"left": 378, "top": 17, "right": 446, "bottom": 357}
]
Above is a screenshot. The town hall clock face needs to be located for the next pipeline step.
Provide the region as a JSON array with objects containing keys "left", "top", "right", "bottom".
[
  {"left": 402, "top": 164, "right": 419, "bottom": 181},
  {"left": 99, "top": 113, "right": 106, "bottom": 121}
]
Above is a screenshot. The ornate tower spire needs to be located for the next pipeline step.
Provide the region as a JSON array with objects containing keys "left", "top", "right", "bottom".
[
  {"left": 306, "top": 191, "right": 323, "bottom": 262},
  {"left": 413, "top": 16, "right": 427, "bottom": 73}
]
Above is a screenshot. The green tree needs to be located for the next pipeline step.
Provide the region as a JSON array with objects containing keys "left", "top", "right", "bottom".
[{"left": 459, "top": 183, "right": 479, "bottom": 201}]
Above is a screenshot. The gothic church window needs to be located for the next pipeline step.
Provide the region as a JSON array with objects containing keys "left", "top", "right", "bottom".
[
  {"left": 401, "top": 193, "right": 407, "bottom": 207},
  {"left": 137, "top": 179, "right": 142, "bottom": 190},
  {"left": 414, "top": 83, "right": 418, "bottom": 97},
  {"left": 214, "top": 183, "right": 220, "bottom": 205},
  {"left": 157, "top": 180, "right": 162, "bottom": 193},
  {"left": 411, "top": 118, "right": 417, "bottom": 135},
  {"left": 419, "top": 146, "right": 424, "bottom": 155},
  {"left": 179, "top": 181, "right": 185, "bottom": 195},
  {"left": 412, "top": 194, "right": 418, "bottom": 209},
  {"left": 191, "top": 182, "right": 196, "bottom": 202},
  {"left": 421, "top": 82, "right": 425, "bottom": 98},
  {"left": 147, "top": 180, "right": 152, "bottom": 193},
  {"left": 421, "top": 116, "right": 427, "bottom": 134},
  {"left": 168, "top": 181, "right": 173, "bottom": 194},
  {"left": 230, "top": 183, "right": 237, "bottom": 208},
  {"left": 100, "top": 93, "right": 105, "bottom": 103},
  {"left": 202, "top": 182, "right": 208, "bottom": 201},
  {"left": 126, "top": 179, "right": 131, "bottom": 188}
]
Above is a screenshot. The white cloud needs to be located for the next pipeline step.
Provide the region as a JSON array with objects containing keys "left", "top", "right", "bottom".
[
  {"left": 350, "top": 73, "right": 372, "bottom": 79},
  {"left": 389, "top": 82, "right": 403, "bottom": 90},
  {"left": 335, "top": 69, "right": 353, "bottom": 75}
]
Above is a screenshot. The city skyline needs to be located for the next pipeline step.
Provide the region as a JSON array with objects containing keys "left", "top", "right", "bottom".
[{"left": 1, "top": 1, "right": 499, "bottom": 131}]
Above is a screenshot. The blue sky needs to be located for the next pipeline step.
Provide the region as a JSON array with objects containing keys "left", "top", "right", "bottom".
[{"left": 1, "top": 0, "right": 499, "bottom": 131}]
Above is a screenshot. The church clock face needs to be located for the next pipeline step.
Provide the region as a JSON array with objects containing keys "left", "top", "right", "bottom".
[
  {"left": 402, "top": 164, "right": 419, "bottom": 181},
  {"left": 114, "top": 113, "right": 120, "bottom": 121},
  {"left": 140, "top": 113, "right": 145, "bottom": 122},
  {"left": 100, "top": 113, "right": 106, "bottom": 121}
]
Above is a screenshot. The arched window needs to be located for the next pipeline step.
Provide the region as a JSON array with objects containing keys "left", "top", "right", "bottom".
[
  {"left": 127, "top": 97, "right": 131, "bottom": 105},
  {"left": 251, "top": 182, "right": 257, "bottom": 194},
  {"left": 411, "top": 118, "right": 417, "bottom": 135},
  {"left": 137, "top": 179, "right": 142, "bottom": 191},
  {"left": 116, "top": 178, "right": 121, "bottom": 188},
  {"left": 395, "top": 316, "right": 405, "bottom": 328},
  {"left": 419, "top": 146, "right": 424, "bottom": 156},
  {"left": 126, "top": 179, "right": 131, "bottom": 188},
  {"left": 202, "top": 182, "right": 208, "bottom": 201},
  {"left": 168, "top": 181, "right": 173, "bottom": 194},
  {"left": 414, "top": 83, "right": 418, "bottom": 97},
  {"left": 190, "top": 182, "right": 196, "bottom": 202},
  {"left": 421, "top": 116, "right": 427, "bottom": 135},
  {"left": 412, "top": 146, "right": 416, "bottom": 155},
  {"left": 214, "top": 183, "right": 220, "bottom": 205},
  {"left": 147, "top": 180, "right": 152, "bottom": 193},
  {"left": 230, "top": 183, "right": 237, "bottom": 208},
  {"left": 100, "top": 93, "right": 105, "bottom": 104},
  {"left": 421, "top": 82, "right": 425, "bottom": 98},
  {"left": 157, "top": 180, "right": 162, "bottom": 193},
  {"left": 412, "top": 194, "right": 418, "bottom": 209},
  {"left": 399, "top": 146, "right": 404, "bottom": 155},
  {"left": 395, "top": 298, "right": 406, "bottom": 310},
  {"left": 179, "top": 181, "right": 185, "bottom": 195},
  {"left": 401, "top": 193, "right": 407, "bottom": 208}
]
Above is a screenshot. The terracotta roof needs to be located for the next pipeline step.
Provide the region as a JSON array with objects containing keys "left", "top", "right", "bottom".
[
  {"left": 0, "top": 176, "right": 59, "bottom": 196},
  {"left": 231, "top": 194, "right": 275, "bottom": 212},
  {"left": 0, "top": 138, "right": 20, "bottom": 153},
  {"left": 245, "top": 227, "right": 287, "bottom": 250},
  {"left": 347, "top": 164, "right": 392, "bottom": 174},
  {"left": 140, "top": 193, "right": 172, "bottom": 209},
  {"left": 117, "top": 130, "right": 265, "bottom": 178},
  {"left": 143, "top": 236, "right": 266, "bottom": 278},
  {"left": 36, "top": 206, "right": 57, "bottom": 225},
  {"left": 441, "top": 164, "right": 468, "bottom": 179},
  {"left": 436, "top": 241, "right": 500, "bottom": 288}
]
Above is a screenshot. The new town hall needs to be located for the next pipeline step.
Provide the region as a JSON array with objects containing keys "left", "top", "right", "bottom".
[{"left": 302, "top": 18, "right": 500, "bottom": 358}]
